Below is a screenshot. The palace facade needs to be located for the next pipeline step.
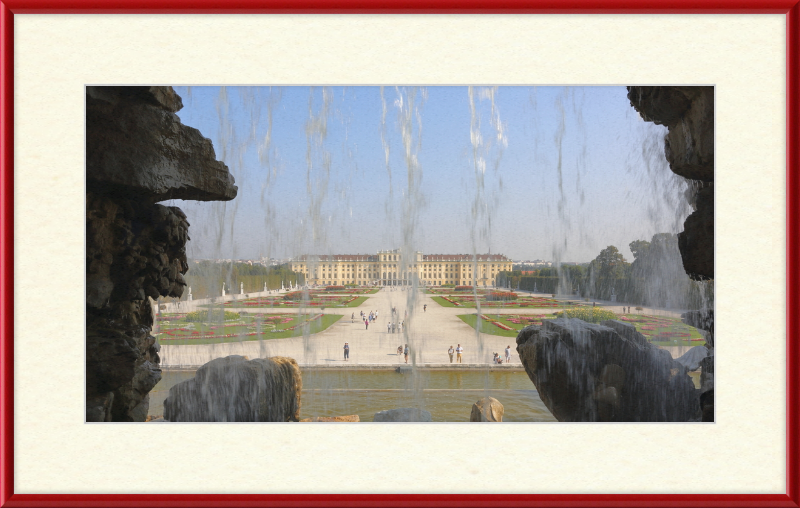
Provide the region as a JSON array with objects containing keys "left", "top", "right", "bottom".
[{"left": 291, "top": 249, "right": 512, "bottom": 286}]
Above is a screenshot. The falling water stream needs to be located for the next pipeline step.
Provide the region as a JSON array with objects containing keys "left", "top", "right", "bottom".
[{"left": 151, "top": 86, "right": 712, "bottom": 421}]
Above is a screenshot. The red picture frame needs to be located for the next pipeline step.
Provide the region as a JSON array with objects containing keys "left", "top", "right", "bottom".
[{"left": 1, "top": 3, "right": 798, "bottom": 507}]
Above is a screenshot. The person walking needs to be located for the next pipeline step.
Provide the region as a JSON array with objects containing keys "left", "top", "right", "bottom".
[
  {"left": 448, "top": 345, "right": 454, "bottom": 363},
  {"left": 343, "top": 342, "right": 349, "bottom": 361},
  {"left": 387, "top": 322, "right": 391, "bottom": 333},
  {"left": 365, "top": 319, "right": 369, "bottom": 330},
  {"left": 351, "top": 312, "right": 354, "bottom": 323},
  {"left": 505, "top": 345, "right": 511, "bottom": 364},
  {"left": 456, "top": 344, "right": 463, "bottom": 363},
  {"left": 404, "top": 344, "right": 409, "bottom": 364},
  {"left": 424, "top": 304, "right": 427, "bottom": 312}
]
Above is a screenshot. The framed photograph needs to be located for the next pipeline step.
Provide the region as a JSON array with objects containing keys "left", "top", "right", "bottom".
[{"left": 1, "top": 3, "right": 797, "bottom": 507}]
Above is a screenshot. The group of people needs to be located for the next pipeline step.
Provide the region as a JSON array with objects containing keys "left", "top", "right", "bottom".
[
  {"left": 396, "top": 344, "right": 410, "bottom": 363},
  {"left": 493, "top": 346, "right": 512, "bottom": 364},
  {"left": 353, "top": 310, "right": 379, "bottom": 330},
  {"left": 387, "top": 321, "right": 404, "bottom": 333},
  {"left": 447, "top": 344, "right": 464, "bottom": 363}
]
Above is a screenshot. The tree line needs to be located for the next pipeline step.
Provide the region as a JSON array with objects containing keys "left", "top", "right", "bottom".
[
  {"left": 178, "top": 261, "right": 305, "bottom": 300},
  {"left": 498, "top": 233, "right": 713, "bottom": 310}
]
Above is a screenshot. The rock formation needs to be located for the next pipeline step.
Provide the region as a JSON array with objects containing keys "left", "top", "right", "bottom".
[
  {"left": 86, "top": 86, "right": 237, "bottom": 422},
  {"left": 627, "top": 86, "right": 714, "bottom": 422},
  {"left": 163, "top": 356, "right": 302, "bottom": 422},
  {"left": 373, "top": 408, "right": 433, "bottom": 422},
  {"left": 300, "top": 415, "right": 360, "bottom": 422},
  {"left": 682, "top": 309, "right": 714, "bottom": 421},
  {"left": 627, "top": 86, "right": 714, "bottom": 281},
  {"left": 470, "top": 397, "right": 504, "bottom": 422},
  {"left": 516, "top": 319, "right": 699, "bottom": 422}
]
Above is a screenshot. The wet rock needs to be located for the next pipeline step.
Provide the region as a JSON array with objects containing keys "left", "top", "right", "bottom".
[
  {"left": 85, "top": 87, "right": 234, "bottom": 421},
  {"left": 678, "top": 183, "right": 714, "bottom": 280},
  {"left": 628, "top": 86, "right": 714, "bottom": 281},
  {"left": 300, "top": 415, "right": 360, "bottom": 422},
  {"left": 627, "top": 86, "right": 713, "bottom": 182},
  {"left": 516, "top": 318, "right": 699, "bottom": 422},
  {"left": 674, "top": 346, "right": 708, "bottom": 372},
  {"left": 682, "top": 309, "right": 714, "bottom": 347},
  {"left": 163, "top": 356, "right": 302, "bottom": 422},
  {"left": 86, "top": 86, "right": 237, "bottom": 202},
  {"left": 470, "top": 397, "right": 504, "bottom": 422},
  {"left": 373, "top": 408, "right": 433, "bottom": 422}
]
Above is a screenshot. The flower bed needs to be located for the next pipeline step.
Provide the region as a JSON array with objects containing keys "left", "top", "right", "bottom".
[
  {"left": 486, "top": 292, "right": 518, "bottom": 301},
  {"left": 553, "top": 307, "right": 617, "bottom": 323},
  {"left": 214, "top": 290, "right": 369, "bottom": 308},
  {"left": 158, "top": 312, "right": 330, "bottom": 341}
]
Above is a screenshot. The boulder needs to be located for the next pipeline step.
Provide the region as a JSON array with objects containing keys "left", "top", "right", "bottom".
[
  {"left": 300, "top": 415, "right": 360, "bottom": 422},
  {"left": 373, "top": 408, "right": 432, "bottom": 422},
  {"left": 470, "top": 397, "right": 504, "bottom": 422},
  {"left": 516, "top": 318, "right": 699, "bottom": 422},
  {"left": 163, "top": 356, "right": 302, "bottom": 422},
  {"left": 674, "top": 346, "right": 708, "bottom": 372}
]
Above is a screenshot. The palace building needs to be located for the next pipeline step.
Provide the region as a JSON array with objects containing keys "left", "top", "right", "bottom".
[{"left": 291, "top": 249, "right": 512, "bottom": 287}]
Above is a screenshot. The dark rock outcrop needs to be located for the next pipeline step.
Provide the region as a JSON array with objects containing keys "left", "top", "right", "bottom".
[
  {"left": 627, "top": 86, "right": 714, "bottom": 280},
  {"left": 163, "top": 356, "right": 302, "bottom": 422},
  {"left": 86, "top": 86, "right": 237, "bottom": 422},
  {"left": 86, "top": 86, "right": 238, "bottom": 202},
  {"left": 682, "top": 309, "right": 714, "bottom": 421},
  {"left": 470, "top": 397, "right": 504, "bottom": 422},
  {"left": 516, "top": 318, "right": 699, "bottom": 422}
]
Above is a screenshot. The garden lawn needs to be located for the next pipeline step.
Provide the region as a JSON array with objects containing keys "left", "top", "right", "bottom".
[
  {"left": 215, "top": 294, "right": 370, "bottom": 308},
  {"left": 619, "top": 314, "right": 705, "bottom": 347},
  {"left": 156, "top": 313, "right": 342, "bottom": 344},
  {"left": 430, "top": 293, "right": 585, "bottom": 309},
  {"left": 457, "top": 312, "right": 705, "bottom": 346},
  {"left": 457, "top": 314, "right": 524, "bottom": 337},
  {"left": 431, "top": 296, "right": 460, "bottom": 307}
]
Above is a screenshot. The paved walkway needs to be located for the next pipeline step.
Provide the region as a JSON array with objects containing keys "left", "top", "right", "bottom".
[{"left": 159, "top": 288, "right": 692, "bottom": 368}]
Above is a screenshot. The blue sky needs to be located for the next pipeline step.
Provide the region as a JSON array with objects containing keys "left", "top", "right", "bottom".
[{"left": 167, "top": 86, "right": 689, "bottom": 264}]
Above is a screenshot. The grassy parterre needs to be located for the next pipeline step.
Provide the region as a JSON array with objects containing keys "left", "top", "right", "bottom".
[
  {"left": 432, "top": 293, "right": 585, "bottom": 309},
  {"left": 156, "top": 312, "right": 343, "bottom": 344},
  {"left": 209, "top": 289, "right": 374, "bottom": 309},
  {"left": 457, "top": 312, "right": 705, "bottom": 346}
]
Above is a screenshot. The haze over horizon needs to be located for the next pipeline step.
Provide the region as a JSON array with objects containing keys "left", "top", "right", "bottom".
[{"left": 164, "top": 86, "right": 691, "bottom": 265}]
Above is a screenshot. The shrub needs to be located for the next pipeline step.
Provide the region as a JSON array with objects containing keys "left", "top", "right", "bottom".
[
  {"left": 441, "top": 284, "right": 456, "bottom": 288},
  {"left": 325, "top": 285, "right": 345, "bottom": 291},
  {"left": 555, "top": 307, "right": 617, "bottom": 323},
  {"left": 486, "top": 292, "right": 518, "bottom": 301},
  {"left": 185, "top": 310, "right": 240, "bottom": 322},
  {"left": 455, "top": 286, "right": 474, "bottom": 291}
]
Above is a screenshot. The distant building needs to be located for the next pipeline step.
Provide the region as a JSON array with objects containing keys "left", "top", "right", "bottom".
[{"left": 291, "top": 248, "right": 512, "bottom": 286}]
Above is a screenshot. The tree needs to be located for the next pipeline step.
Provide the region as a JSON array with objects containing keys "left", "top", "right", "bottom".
[
  {"left": 592, "top": 245, "right": 628, "bottom": 279},
  {"left": 629, "top": 239, "right": 651, "bottom": 260}
]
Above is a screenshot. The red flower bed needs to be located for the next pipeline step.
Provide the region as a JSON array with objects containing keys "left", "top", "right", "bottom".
[
  {"left": 455, "top": 286, "right": 474, "bottom": 291},
  {"left": 486, "top": 292, "right": 518, "bottom": 301}
]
